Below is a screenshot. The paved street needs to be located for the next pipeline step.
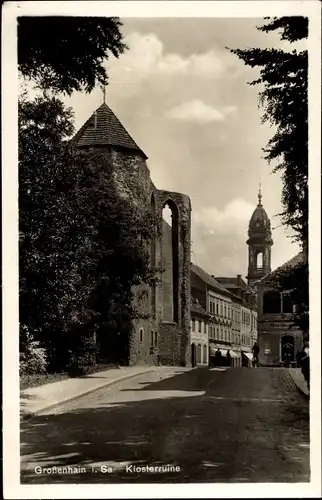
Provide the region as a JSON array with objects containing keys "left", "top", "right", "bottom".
[{"left": 21, "top": 367, "right": 310, "bottom": 484}]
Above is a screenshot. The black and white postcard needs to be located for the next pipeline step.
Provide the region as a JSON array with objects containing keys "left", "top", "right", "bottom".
[{"left": 2, "top": 1, "right": 321, "bottom": 498}]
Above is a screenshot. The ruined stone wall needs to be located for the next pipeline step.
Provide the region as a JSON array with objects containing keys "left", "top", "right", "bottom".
[
  {"left": 156, "top": 190, "right": 191, "bottom": 366},
  {"left": 109, "top": 148, "right": 191, "bottom": 367}
]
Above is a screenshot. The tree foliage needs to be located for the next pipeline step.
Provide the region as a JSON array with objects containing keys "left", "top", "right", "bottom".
[
  {"left": 18, "top": 17, "right": 127, "bottom": 94},
  {"left": 230, "top": 17, "right": 309, "bottom": 337},
  {"left": 19, "top": 94, "right": 158, "bottom": 372},
  {"left": 229, "top": 16, "right": 308, "bottom": 246}
]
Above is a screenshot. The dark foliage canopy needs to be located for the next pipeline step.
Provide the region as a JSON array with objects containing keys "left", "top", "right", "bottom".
[
  {"left": 229, "top": 17, "right": 309, "bottom": 337},
  {"left": 229, "top": 16, "right": 308, "bottom": 246},
  {"left": 19, "top": 94, "right": 158, "bottom": 371},
  {"left": 18, "top": 17, "right": 127, "bottom": 94}
]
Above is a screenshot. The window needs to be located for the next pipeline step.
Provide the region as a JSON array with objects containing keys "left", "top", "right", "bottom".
[
  {"left": 154, "top": 331, "right": 158, "bottom": 348},
  {"left": 224, "top": 305, "right": 227, "bottom": 317},
  {"left": 282, "top": 293, "right": 293, "bottom": 313},
  {"left": 220, "top": 304, "right": 223, "bottom": 316},
  {"left": 150, "top": 330, "right": 154, "bottom": 346},
  {"left": 263, "top": 290, "right": 281, "bottom": 314},
  {"left": 199, "top": 321, "right": 202, "bottom": 333},
  {"left": 216, "top": 303, "right": 219, "bottom": 315},
  {"left": 139, "top": 328, "right": 143, "bottom": 342}
]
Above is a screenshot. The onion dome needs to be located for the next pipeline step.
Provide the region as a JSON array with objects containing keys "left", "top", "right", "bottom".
[{"left": 248, "top": 186, "right": 271, "bottom": 235}]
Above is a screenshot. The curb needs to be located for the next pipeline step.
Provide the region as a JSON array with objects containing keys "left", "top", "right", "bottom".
[
  {"left": 295, "top": 384, "right": 310, "bottom": 401},
  {"left": 285, "top": 369, "right": 309, "bottom": 401},
  {"left": 20, "top": 368, "right": 157, "bottom": 422}
]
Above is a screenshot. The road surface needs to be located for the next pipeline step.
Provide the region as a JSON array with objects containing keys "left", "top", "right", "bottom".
[{"left": 21, "top": 366, "right": 309, "bottom": 483}]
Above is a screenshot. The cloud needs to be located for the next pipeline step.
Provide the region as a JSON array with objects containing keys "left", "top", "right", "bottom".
[
  {"left": 165, "top": 100, "right": 224, "bottom": 124},
  {"left": 193, "top": 199, "right": 254, "bottom": 235},
  {"left": 108, "top": 32, "right": 232, "bottom": 79},
  {"left": 165, "top": 100, "right": 237, "bottom": 124}
]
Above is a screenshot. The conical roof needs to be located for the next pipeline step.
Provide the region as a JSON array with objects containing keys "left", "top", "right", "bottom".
[{"left": 72, "top": 102, "right": 147, "bottom": 158}]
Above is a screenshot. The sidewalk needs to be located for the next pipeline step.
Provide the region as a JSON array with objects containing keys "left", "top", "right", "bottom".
[
  {"left": 287, "top": 368, "right": 309, "bottom": 398},
  {"left": 20, "top": 365, "right": 166, "bottom": 420}
]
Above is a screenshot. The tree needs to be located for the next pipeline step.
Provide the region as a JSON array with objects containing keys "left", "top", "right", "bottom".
[
  {"left": 229, "top": 17, "right": 309, "bottom": 337},
  {"left": 229, "top": 16, "right": 308, "bottom": 246},
  {"left": 264, "top": 258, "right": 309, "bottom": 336},
  {"left": 18, "top": 17, "right": 127, "bottom": 94},
  {"left": 19, "top": 94, "right": 159, "bottom": 372}
]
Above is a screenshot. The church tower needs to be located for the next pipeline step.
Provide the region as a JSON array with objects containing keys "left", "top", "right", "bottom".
[{"left": 246, "top": 186, "right": 273, "bottom": 285}]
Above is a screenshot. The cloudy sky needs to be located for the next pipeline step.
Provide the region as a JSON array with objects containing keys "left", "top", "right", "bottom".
[{"left": 27, "top": 16, "right": 303, "bottom": 278}]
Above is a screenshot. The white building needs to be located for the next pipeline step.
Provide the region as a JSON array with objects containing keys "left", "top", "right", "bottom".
[
  {"left": 190, "top": 298, "right": 210, "bottom": 366},
  {"left": 216, "top": 275, "right": 258, "bottom": 366},
  {"left": 191, "top": 264, "right": 239, "bottom": 366}
]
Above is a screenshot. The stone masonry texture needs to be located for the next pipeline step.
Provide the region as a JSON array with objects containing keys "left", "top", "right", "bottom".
[{"left": 74, "top": 104, "right": 192, "bottom": 367}]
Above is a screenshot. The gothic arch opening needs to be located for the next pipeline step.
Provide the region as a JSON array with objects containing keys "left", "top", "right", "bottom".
[
  {"left": 162, "top": 200, "right": 179, "bottom": 323},
  {"left": 150, "top": 193, "right": 157, "bottom": 317}
]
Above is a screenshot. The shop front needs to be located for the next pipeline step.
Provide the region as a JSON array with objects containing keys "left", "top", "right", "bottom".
[{"left": 209, "top": 345, "right": 239, "bottom": 367}]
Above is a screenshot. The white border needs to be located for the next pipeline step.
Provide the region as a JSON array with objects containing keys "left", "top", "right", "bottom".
[{"left": 2, "top": 1, "right": 321, "bottom": 498}]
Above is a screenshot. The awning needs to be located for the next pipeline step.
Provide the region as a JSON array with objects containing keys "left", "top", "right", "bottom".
[
  {"left": 210, "top": 348, "right": 239, "bottom": 358},
  {"left": 243, "top": 352, "right": 253, "bottom": 361}
]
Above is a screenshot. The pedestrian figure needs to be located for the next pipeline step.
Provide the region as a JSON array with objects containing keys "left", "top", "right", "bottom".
[
  {"left": 215, "top": 348, "right": 222, "bottom": 367},
  {"left": 226, "top": 350, "right": 231, "bottom": 367},
  {"left": 252, "top": 341, "right": 260, "bottom": 367},
  {"left": 296, "top": 349, "right": 303, "bottom": 368},
  {"left": 301, "top": 343, "right": 310, "bottom": 393}
]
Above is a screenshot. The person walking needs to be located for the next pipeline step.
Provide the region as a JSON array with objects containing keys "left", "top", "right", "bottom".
[
  {"left": 215, "top": 348, "right": 222, "bottom": 367},
  {"left": 226, "top": 350, "right": 231, "bottom": 367},
  {"left": 252, "top": 341, "right": 260, "bottom": 367},
  {"left": 301, "top": 342, "right": 310, "bottom": 393}
]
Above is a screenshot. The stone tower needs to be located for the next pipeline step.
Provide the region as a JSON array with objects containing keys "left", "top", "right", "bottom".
[
  {"left": 72, "top": 101, "right": 192, "bottom": 367},
  {"left": 246, "top": 186, "right": 273, "bottom": 286}
]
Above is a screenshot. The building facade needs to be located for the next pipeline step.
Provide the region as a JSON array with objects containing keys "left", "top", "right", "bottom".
[
  {"left": 216, "top": 275, "right": 258, "bottom": 367},
  {"left": 246, "top": 188, "right": 304, "bottom": 366},
  {"left": 191, "top": 264, "right": 238, "bottom": 365},
  {"left": 73, "top": 102, "right": 192, "bottom": 366},
  {"left": 255, "top": 253, "right": 305, "bottom": 366},
  {"left": 190, "top": 299, "right": 210, "bottom": 366}
]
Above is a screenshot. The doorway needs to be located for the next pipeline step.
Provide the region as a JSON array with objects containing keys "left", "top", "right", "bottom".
[
  {"left": 191, "top": 343, "right": 196, "bottom": 367},
  {"left": 281, "top": 335, "right": 295, "bottom": 364}
]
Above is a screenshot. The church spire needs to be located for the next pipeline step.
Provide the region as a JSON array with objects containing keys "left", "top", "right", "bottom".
[{"left": 258, "top": 183, "right": 262, "bottom": 206}]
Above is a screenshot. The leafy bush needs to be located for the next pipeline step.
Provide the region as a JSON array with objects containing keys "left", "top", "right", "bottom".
[
  {"left": 66, "top": 335, "right": 99, "bottom": 377},
  {"left": 20, "top": 326, "right": 48, "bottom": 375}
]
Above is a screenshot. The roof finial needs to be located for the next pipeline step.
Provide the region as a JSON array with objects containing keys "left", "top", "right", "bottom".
[
  {"left": 102, "top": 83, "right": 107, "bottom": 104},
  {"left": 258, "top": 183, "right": 262, "bottom": 205}
]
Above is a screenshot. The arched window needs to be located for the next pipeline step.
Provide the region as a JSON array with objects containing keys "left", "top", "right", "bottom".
[
  {"left": 196, "top": 344, "right": 202, "bottom": 364},
  {"left": 256, "top": 252, "right": 263, "bottom": 269},
  {"left": 162, "top": 200, "right": 179, "bottom": 323},
  {"left": 203, "top": 345, "right": 207, "bottom": 364},
  {"left": 263, "top": 290, "right": 281, "bottom": 314}
]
